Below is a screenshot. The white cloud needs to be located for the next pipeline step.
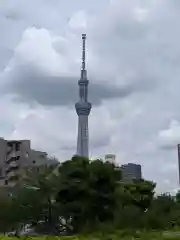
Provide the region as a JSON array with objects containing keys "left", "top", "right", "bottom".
[
  {"left": 5, "top": 27, "right": 68, "bottom": 76},
  {"left": 1, "top": 0, "right": 180, "bottom": 193},
  {"left": 158, "top": 120, "right": 180, "bottom": 149},
  {"left": 7, "top": 106, "right": 77, "bottom": 159},
  {"left": 69, "top": 10, "right": 87, "bottom": 32}
]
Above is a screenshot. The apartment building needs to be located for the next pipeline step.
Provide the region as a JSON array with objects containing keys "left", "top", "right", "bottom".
[{"left": 0, "top": 138, "right": 58, "bottom": 187}]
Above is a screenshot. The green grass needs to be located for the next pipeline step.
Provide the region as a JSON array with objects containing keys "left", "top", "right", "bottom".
[{"left": 0, "top": 231, "right": 180, "bottom": 240}]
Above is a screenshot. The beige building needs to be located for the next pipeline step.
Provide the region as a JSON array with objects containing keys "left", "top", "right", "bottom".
[
  {"left": 104, "top": 154, "right": 116, "bottom": 164},
  {"left": 0, "top": 138, "right": 58, "bottom": 186}
]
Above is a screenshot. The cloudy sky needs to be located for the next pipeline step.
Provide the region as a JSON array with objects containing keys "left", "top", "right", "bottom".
[{"left": 1, "top": 0, "right": 180, "bottom": 192}]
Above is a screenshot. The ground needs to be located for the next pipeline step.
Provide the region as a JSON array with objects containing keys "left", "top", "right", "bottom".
[{"left": 3, "top": 230, "right": 180, "bottom": 240}]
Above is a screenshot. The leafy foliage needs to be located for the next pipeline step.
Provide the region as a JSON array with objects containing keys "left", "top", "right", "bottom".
[
  {"left": 1, "top": 156, "right": 179, "bottom": 236},
  {"left": 118, "top": 179, "right": 156, "bottom": 211},
  {"left": 56, "top": 157, "right": 121, "bottom": 232}
]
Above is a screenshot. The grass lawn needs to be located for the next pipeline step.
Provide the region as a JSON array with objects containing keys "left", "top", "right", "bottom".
[{"left": 1, "top": 231, "right": 180, "bottom": 239}]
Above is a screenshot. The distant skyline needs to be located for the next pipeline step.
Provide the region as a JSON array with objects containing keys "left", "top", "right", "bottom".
[{"left": 0, "top": 0, "right": 180, "bottom": 193}]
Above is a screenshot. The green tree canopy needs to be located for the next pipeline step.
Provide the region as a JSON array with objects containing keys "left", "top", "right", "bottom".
[{"left": 56, "top": 156, "right": 121, "bottom": 232}]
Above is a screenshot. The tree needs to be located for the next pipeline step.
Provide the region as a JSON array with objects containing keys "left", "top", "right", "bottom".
[
  {"left": 12, "top": 187, "right": 44, "bottom": 225},
  {"left": 0, "top": 197, "right": 17, "bottom": 233},
  {"left": 114, "top": 204, "right": 144, "bottom": 229},
  {"left": 3, "top": 154, "right": 180, "bottom": 233},
  {"left": 0, "top": 188, "right": 41, "bottom": 233},
  {"left": 87, "top": 160, "right": 121, "bottom": 222},
  {"left": 176, "top": 190, "right": 180, "bottom": 204},
  {"left": 56, "top": 156, "right": 121, "bottom": 232},
  {"left": 18, "top": 165, "right": 61, "bottom": 233},
  {"left": 144, "top": 193, "right": 180, "bottom": 229},
  {"left": 56, "top": 156, "right": 90, "bottom": 232},
  {"left": 118, "top": 179, "right": 156, "bottom": 211},
  {"left": 152, "top": 194, "right": 175, "bottom": 213}
]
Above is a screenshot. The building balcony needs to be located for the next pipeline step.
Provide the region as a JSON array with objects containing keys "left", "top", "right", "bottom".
[
  {"left": 5, "top": 165, "right": 19, "bottom": 175},
  {"left": 6, "top": 152, "right": 20, "bottom": 164},
  {"left": 9, "top": 161, "right": 18, "bottom": 168}
]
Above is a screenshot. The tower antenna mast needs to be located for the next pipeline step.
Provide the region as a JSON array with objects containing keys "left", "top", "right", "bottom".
[{"left": 82, "top": 33, "right": 86, "bottom": 71}]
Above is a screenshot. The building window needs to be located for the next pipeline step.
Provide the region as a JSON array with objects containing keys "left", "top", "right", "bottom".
[
  {"left": 7, "top": 142, "right": 13, "bottom": 148},
  {"left": 15, "top": 143, "right": 20, "bottom": 151}
]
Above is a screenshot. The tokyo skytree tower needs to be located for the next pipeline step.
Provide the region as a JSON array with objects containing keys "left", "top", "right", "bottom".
[{"left": 75, "top": 34, "right": 92, "bottom": 158}]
